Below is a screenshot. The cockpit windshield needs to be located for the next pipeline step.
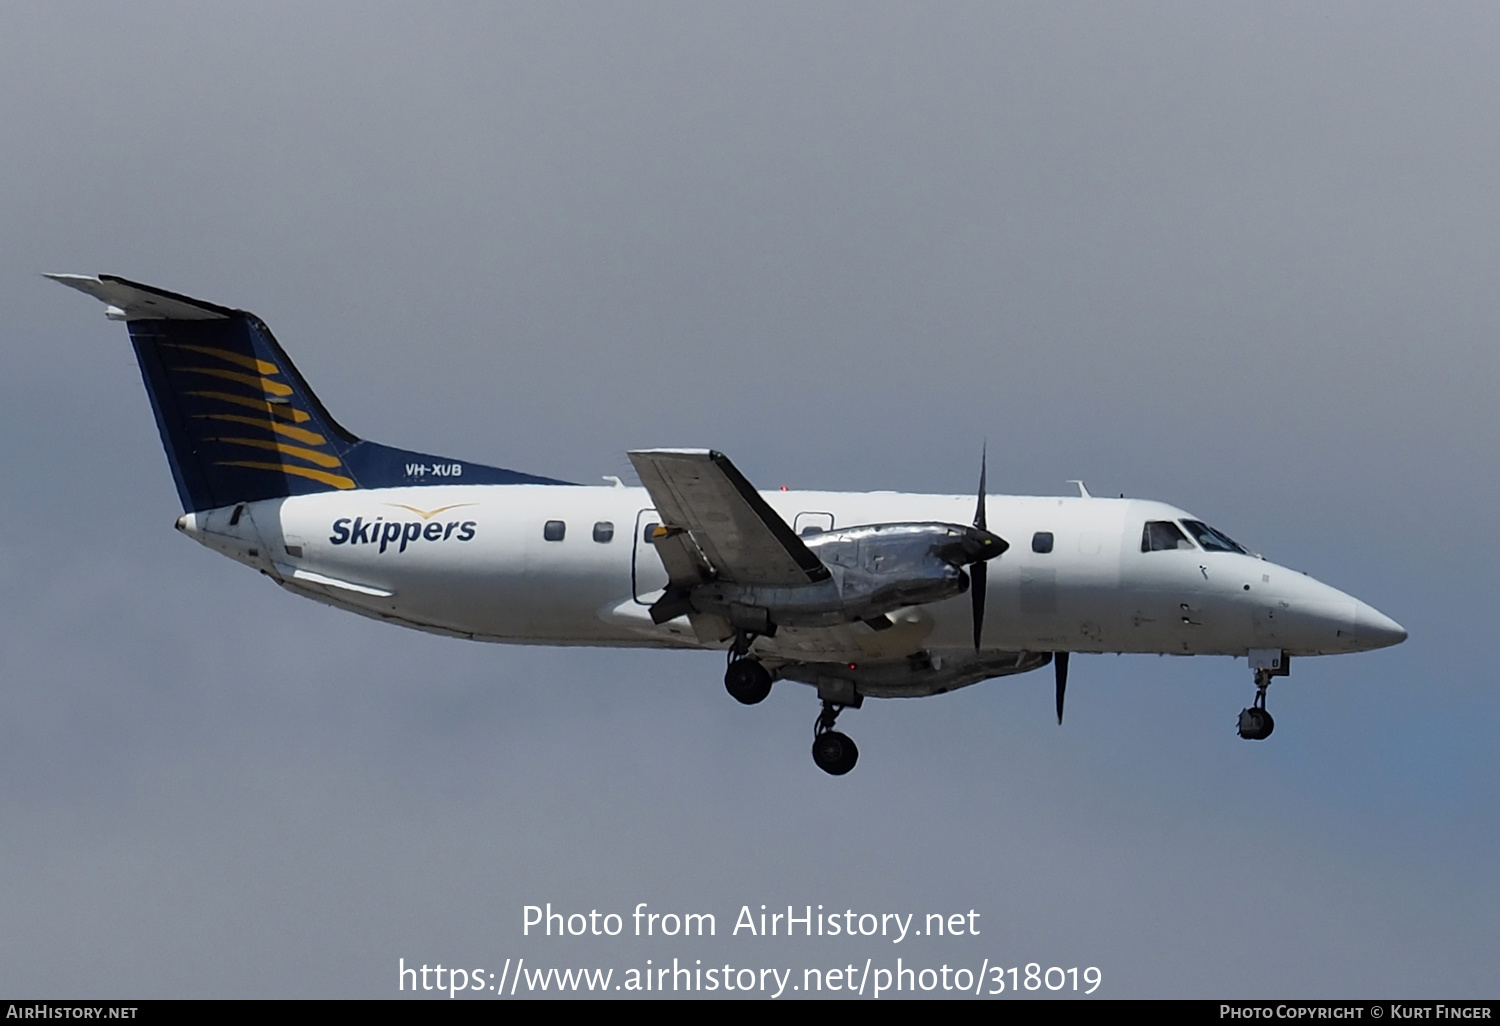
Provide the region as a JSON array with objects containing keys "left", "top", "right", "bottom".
[
  {"left": 1179, "top": 519, "right": 1248, "bottom": 554},
  {"left": 1142, "top": 521, "right": 1196, "bottom": 552}
]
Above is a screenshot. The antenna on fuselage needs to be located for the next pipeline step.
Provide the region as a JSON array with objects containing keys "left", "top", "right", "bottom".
[{"left": 1067, "top": 480, "right": 1091, "bottom": 498}]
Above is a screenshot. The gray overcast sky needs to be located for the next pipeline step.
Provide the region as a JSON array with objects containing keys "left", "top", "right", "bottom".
[{"left": 1, "top": 1, "right": 1495, "bottom": 998}]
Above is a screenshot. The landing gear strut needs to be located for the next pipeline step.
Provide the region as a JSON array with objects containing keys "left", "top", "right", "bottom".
[
  {"left": 724, "top": 630, "right": 772, "bottom": 705},
  {"left": 811, "top": 700, "right": 859, "bottom": 775},
  {"left": 1237, "top": 668, "right": 1276, "bottom": 741}
]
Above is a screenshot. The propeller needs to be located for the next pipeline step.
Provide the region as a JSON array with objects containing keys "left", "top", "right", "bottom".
[
  {"left": 971, "top": 444, "right": 988, "bottom": 650},
  {"left": 1054, "top": 651, "right": 1069, "bottom": 724},
  {"left": 932, "top": 445, "right": 1005, "bottom": 648}
]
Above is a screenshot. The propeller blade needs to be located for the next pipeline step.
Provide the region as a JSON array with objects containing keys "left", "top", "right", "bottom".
[
  {"left": 971, "top": 443, "right": 988, "bottom": 649},
  {"left": 1055, "top": 651, "right": 1069, "bottom": 724},
  {"left": 973, "top": 442, "right": 987, "bottom": 531},
  {"left": 966, "top": 444, "right": 990, "bottom": 648},
  {"left": 971, "top": 561, "right": 986, "bottom": 650}
]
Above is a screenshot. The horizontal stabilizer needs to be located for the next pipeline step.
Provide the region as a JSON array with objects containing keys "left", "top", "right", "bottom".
[{"left": 46, "top": 274, "right": 232, "bottom": 320}]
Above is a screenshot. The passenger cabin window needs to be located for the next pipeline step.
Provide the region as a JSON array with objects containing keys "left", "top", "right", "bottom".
[
  {"left": 1179, "top": 519, "right": 1247, "bottom": 554},
  {"left": 592, "top": 521, "right": 614, "bottom": 543},
  {"left": 1032, "top": 531, "right": 1054, "bottom": 554},
  {"left": 1142, "top": 520, "right": 1195, "bottom": 552},
  {"left": 642, "top": 522, "right": 660, "bottom": 544},
  {"left": 543, "top": 520, "right": 566, "bottom": 542}
]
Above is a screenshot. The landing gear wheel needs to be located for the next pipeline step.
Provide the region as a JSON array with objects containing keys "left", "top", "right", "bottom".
[
  {"left": 812, "top": 731, "right": 859, "bottom": 775},
  {"left": 1237, "top": 669, "right": 1276, "bottom": 740},
  {"left": 724, "top": 659, "right": 772, "bottom": 705},
  {"left": 1237, "top": 706, "right": 1275, "bottom": 740},
  {"left": 811, "top": 699, "right": 859, "bottom": 774}
]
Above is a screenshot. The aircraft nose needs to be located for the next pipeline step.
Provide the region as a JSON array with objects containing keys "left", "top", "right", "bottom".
[{"left": 1352, "top": 601, "right": 1408, "bottom": 650}]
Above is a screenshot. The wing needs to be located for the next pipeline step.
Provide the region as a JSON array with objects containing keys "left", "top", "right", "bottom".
[{"left": 627, "top": 449, "right": 831, "bottom": 588}]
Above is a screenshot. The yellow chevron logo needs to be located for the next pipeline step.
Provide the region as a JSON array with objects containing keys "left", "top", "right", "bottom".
[
  {"left": 385, "top": 503, "right": 477, "bottom": 520},
  {"left": 208, "top": 436, "right": 344, "bottom": 469},
  {"left": 184, "top": 391, "right": 313, "bottom": 423},
  {"left": 181, "top": 366, "right": 294, "bottom": 397},
  {"left": 215, "top": 461, "right": 356, "bottom": 490},
  {"left": 161, "top": 343, "right": 280, "bottom": 377},
  {"left": 195, "top": 414, "right": 328, "bottom": 447}
]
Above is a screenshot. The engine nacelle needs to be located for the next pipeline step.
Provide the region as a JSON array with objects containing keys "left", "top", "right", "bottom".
[{"left": 686, "top": 522, "right": 1003, "bottom": 631}]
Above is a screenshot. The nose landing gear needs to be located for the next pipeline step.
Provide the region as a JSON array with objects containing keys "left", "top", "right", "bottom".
[
  {"left": 1237, "top": 668, "right": 1276, "bottom": 740},
  {"left": 811, "top": 700, "right": 859, "bottom": 775}
]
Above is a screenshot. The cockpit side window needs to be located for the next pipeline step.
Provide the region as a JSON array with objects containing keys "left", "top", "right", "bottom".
[
  {"left": 1179, "top": 519, "right": 1248, "bottom": 554},
  {"left": 1142, "top": 520, "right": 1196, "bottom": 552}
]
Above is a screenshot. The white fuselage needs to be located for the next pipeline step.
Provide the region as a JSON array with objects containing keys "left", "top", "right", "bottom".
[{"left": 176, "top": 484, "right": 1405, "bottom": 675}]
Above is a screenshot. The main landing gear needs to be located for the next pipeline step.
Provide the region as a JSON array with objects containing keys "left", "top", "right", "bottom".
[
  {"left": 1237, "top": 668, "right": 1276, "bottom": 741},
  {"left": 722, "top": 629, "right": 860, "bottom": 774},
  {"left": 811, "top": 700, "right": 859, "bottom": 775},
  {"left": 724, "top": 631, "right": 772, "bottom": 705}
]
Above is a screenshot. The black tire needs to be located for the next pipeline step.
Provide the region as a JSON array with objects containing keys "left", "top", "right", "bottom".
[
  {"left": 1237, "top": 707, "right": 1273, "bottom": 741},
  {"left": 724, "top": 659, "right": 772, "bottom": 705},
  {"left": 811, "top": 731, "right": 859, "bottom": 775}
]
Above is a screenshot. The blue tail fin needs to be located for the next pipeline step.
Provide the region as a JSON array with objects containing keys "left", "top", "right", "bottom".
[{"left": 50, "top": 275, "right": 571, "bottom": 511}]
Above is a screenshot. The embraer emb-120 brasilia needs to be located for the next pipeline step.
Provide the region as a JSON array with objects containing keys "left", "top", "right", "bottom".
[{"left": 51, "top": 275, "right": 1408, "bottom": 775}]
